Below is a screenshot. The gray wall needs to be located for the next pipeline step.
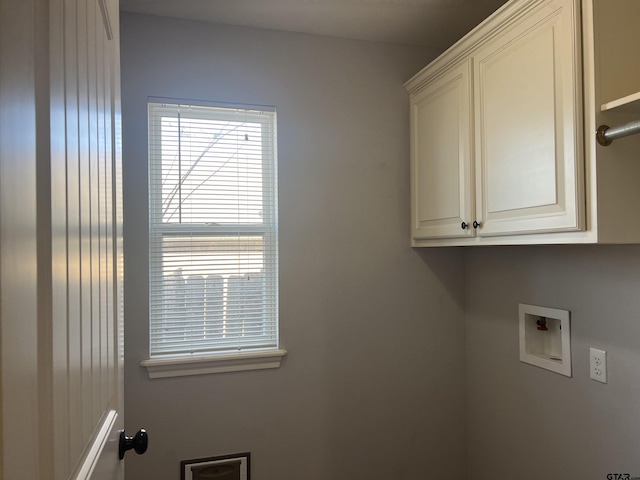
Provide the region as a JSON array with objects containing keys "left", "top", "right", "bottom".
[
  {"left": 120, "top": 14, "right": 467, "bottom": 480},
  {"left": 465, "top": 245, "right": 640, "bottom": 479}
]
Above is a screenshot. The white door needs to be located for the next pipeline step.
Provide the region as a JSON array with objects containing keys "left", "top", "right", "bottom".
[
  {"left": 0, "top": 0, "right": 126, "bottom": 478},
  {"left": 410, "top": 60, "right": 474, "bottom": 240},
  {"left": 473, "top": 0, "right": 584, "bottom": 237}
]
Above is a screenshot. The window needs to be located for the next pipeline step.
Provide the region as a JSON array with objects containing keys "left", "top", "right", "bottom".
[{"left": 147, "top": 100, "right": 279, "bottom": 366}]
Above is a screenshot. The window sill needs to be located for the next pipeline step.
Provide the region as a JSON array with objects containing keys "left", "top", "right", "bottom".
[{"left": 141, "top": 349, "right": 288, "bottom": 379}]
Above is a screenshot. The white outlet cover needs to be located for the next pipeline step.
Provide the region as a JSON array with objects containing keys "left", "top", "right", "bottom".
[
  {"left": 590, "top": 347, "right": 607, "bottom": 383},
  {"left": 519, "top": 303, "right": 571, "bottom": 377}
]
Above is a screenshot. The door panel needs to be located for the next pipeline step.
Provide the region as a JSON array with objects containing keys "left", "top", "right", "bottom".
[
  {"left": 0, "top": 0, "right": 123, "bottom": 478},
  {"left": 68, "top": 0, "right": 124, "bottom": 477},
  {"left": 410, "top": 60, "right": 474, "bottom": 240},
  {"left": 473, "top": 0, "right": 583, "bottom": 236}
]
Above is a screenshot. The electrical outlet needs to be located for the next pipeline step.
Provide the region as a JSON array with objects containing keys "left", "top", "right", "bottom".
[{"left": 590, "top": 348, "right": 607, "bottom": 383}]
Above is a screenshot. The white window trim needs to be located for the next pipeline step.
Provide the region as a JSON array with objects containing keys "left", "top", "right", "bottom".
[{"left": 141, "top": 348, "right": 288, "bottom": 379}]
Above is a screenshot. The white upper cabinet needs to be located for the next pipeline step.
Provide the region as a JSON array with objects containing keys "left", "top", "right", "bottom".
[
  {"left": 410, "top": 60, "right": 473, "bottom": 239},
  {"left": 406, "top": 0, "right": 640, "bottom": 246},
  {"left": 473, "top": 0, "right": 582, "bottom": 237}
]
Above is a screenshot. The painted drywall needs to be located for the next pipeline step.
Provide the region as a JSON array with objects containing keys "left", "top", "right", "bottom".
[
  {"left": 465, "top": 245, "right": 640, "bottom": 479},
  {"left": 120, "top": 13, "right": 467, "bottom": 480}
]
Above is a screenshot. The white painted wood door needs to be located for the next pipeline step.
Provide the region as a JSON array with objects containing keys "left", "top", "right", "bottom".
[
  {"left": 410, "top": 60, "right": 474, "bottom": 240},
  {"left": 473, "top": 0, "right": 584, "bottom": 237},
  {"left": 0, "top": 0, "right": 124, "bottom": 478}
]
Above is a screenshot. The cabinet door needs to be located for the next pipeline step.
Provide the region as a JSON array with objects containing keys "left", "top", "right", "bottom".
[
  {"left": 410, "top": 60, "right": 474, "bottom": 240},
  {"left": 473, "top": 0, "right": 583, "bottom": 237}
]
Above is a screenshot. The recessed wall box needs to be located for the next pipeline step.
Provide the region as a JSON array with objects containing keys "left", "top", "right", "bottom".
[{"left": 519, "top": 304, "right": 571, "bottom": 377}]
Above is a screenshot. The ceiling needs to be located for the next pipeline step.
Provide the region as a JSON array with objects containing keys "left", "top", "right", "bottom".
[{"left": 119, "top": 0, "right": 509, "bottom": 49}]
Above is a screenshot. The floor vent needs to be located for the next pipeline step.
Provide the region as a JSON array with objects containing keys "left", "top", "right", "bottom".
[{"left": 181, "top": 452, "right": 250, "bottom": 480}]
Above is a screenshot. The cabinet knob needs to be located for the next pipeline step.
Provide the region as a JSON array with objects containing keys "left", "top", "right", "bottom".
[
  {"left": 461, "top": 222, "right": 468, "bottom": 230},
  {"left": 473, "top": 220, "right": 480, "bottom": 229}
]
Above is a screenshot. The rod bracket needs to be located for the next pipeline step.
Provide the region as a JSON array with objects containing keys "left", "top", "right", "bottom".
[{"left": 596, "top": 124, "right": 612, "bottom": 146}]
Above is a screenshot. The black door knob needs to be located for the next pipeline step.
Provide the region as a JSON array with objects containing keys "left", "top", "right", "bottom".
[
  {"left": 473, "top": 220, "right": 480, "bottom": 229},
  {"left": 461, "top": 222, "right": 468, "bottom": 230},
  {"left": 119, "top": 429, "right": 148, "bottom": 459}
]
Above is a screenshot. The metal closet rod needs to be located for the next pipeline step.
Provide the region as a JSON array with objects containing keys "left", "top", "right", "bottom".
[{"left": 596, "top": 119, "right": 640, "bottom": 146}]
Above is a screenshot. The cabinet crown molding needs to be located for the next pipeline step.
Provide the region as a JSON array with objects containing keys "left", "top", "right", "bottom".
[{"left": 406, "top": 0, "right": 549, "bottom": 94}]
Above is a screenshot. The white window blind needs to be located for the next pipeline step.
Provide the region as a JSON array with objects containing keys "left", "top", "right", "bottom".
[{"left": 148, "top": 100, "right": 278, "bottom": 357}]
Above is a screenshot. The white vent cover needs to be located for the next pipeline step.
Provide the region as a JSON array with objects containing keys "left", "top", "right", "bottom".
[{"left": 182, "top": 453, "right": 249, "bottom": 480}]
